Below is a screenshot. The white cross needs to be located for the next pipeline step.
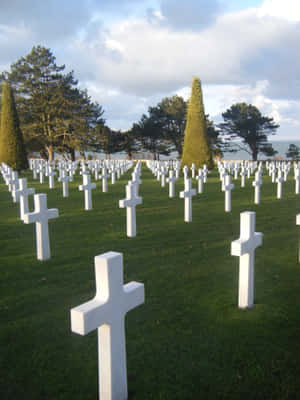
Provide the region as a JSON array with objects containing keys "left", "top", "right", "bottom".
[
  {"left": 182, "top": 165, "right": 189, "bottom": 180},
  {"left": 100, "top": 169, "right": 110, "bottom": 193},
  {"left": 79, "top": 174, "right": 96, "bottom": 210},
  {"left": 295, "top": 168, "right": 300, "bottom": 195},
  {"left": 71, "top": 251, "right": 144, "bottom": 400},
  {"left": 15, "top": 178, "right": 35, "bottom": 220},
  {"left": 195, "top": 169, "right": 204, "bottom": 194},
  {"left": 58, "top": 170, "right": 70, "bottom": 198},
  {"left": 119, "top": 182, "right": 142, "bottom": 237},
  {"left": 276, "top": 170, "right": 284, "bottom": 199},
  {"left": 9, "top": 171, "right": 19, "bottom": 203},
  {"left": 231, "top": 212, "right": 263, "bottom": 309},
  {"left": 166, "top": 169, "right": 176, "bottom": 198},
  {"left": 160, "top": 168, "right": 167, "bottom": 187},
  {"left": 191, "top": 163, "right": 196, "bottom": 178},
  {"left": 240, "top": 167, "right": 246, "bottom": 187},
  {"left": 23, "top": 193, "right": 59, "bottom": 260},
  {"left": 48, "top": 167, "right": 56, "bottom": 189},
  {"left": 179, "top": 178, "right": 196, "bottom": 222},
  {"left": 39, "top": 167, "right": 44, "bottom": 184},
  {"left": 202, "top": 164, "right": 208, "bottom": 182},
  {"left": 252, "top": 171, "right": 263, "bottom": 204},
  {"left": 224, "top": 174, "right": 234, "bottom": 212}
]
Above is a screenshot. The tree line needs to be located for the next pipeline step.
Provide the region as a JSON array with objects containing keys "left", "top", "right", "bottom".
[{"left": 2, "top": 45, "right": 297, "bottom": 162}]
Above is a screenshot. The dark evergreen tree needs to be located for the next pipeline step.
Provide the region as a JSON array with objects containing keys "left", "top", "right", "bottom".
[
  {"left": 286, "top": 143, "right": 300, "bottom": 160},
  {"left": 181, "top": 78, "right": 214, "bottom": 169},
  {"left": 219, "top": 103, "right": 279, "bottom": 161},
  {"left": 1, "top": 46, "right": 104, "bottom": 161},
  {"left": 0, "top": 82, "right": 28, "bottom": 170}
]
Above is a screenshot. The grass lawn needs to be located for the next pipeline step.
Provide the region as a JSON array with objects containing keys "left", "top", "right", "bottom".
[{"left": 0, "top": 163, "right": 300, "bottom": 400}]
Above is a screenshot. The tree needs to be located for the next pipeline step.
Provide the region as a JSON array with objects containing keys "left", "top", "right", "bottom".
[
  {"left": 118, "top": 129, "right": 140, "bottom": 160},
  {"left": 89, "top": 125, "right": 122, "bottom": 159},
  {"left": 1, "top": 46, "right": 105, "bottom": 161},
  {"left": 286, "top": 143, "right": 300, "bottom": 160},
  {"left": 133, "top": 107, "right": 172, "bottom": 160},
  {"left": 158, "top": 95, "right": 187, "bottom": 157},
  {"left": 181, "top": 77, "right": 214, "bottom": 169},
  {"left": 219, "top": 103, "right": 279, "bottom": 161},
  {"left": 0, "top": 82, "right": 28, "bottom": 170}
]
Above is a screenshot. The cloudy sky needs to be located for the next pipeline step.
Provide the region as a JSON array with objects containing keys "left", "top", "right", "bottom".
[{"left": 1, "top": 0, "right": 300, "bottom": 140}]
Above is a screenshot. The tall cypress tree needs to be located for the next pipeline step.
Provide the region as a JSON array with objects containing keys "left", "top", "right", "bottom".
[
  {"left": 181, "top": 77, "right": 214, "bottom": 169},
  {"left": 0, "top": 82, "right": 28, "bottom": 170}
]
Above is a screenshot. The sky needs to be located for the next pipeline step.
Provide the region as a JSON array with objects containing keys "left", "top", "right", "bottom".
[{"left": 0, "top": 0, "right": 300, "bottom": 141}]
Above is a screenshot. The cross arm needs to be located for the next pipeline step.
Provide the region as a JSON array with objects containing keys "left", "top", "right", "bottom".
[
  {"left": 231, "top": 232, "right": 263, "bottom": 256},
  {"left": 122, "top": 282, "right": 145, "bottom": 314},
  {"left": 71, "top": 299, "right": 109, "bottom": 335}
]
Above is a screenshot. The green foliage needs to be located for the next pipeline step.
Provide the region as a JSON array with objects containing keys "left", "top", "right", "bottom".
[
  {"left": 0, "top": 82, "right": 28, "bottom": 170},
  {"left": 220, "top": 103, "right": 279, "bottom": 161},
  {"left": 1, "top": 46, "right": 104, "bottom": 161},
  {"left": 286, "top": 144, "right": 300, "bottom": 160},
  {"left": 181, "top": 77, "right": 214, "bottom": 169},
  {"left": 132, "top": 107, "right": 172, "bottom": 160}
]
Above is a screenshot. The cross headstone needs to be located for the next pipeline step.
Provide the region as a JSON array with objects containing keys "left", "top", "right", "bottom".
[
  {"left": 23, "top": 193, "right": 59, "bottom": 260},
  {"left": 240, "top": 167, "right": 246, "bottom": 188},
  {"left": 100, "top": 168, "right": 109, "bottom": 193},
  {"left": 70, "top": 251, "right": 144, "bottom": 400},
  {"left": 295, "top": 168, "right": 300, "bottom": 195},
  {"left": 166, "top": 169, "right": 176, "bottom": 198},
  {"left": 224, "top": 174, "right": 234, "bottom": 212},
  {"left": 252, "top": 171, "right": 263, "bottom": 204},
  {"left": 79, "top": 174, "right": 96, "bottom": 210},
  {"left": 231, "top": 211, "right": 263, "bottom": 309},
  {"left": 59, "top": 170, "right": 70, "bottom": 198},
  {"left": 195, "top": 169, "right": 204, "bottom": 193},
  {"left": 119, "top": 182, "right": 142, "bottom": 237},
  {"left": 191, "top": 163, "right": 196, "bottom": 179},
  {"left": 48, "top": 167, "right": 56, "bottom": 189},
  {"left": 9, "top": 171, "right": 19, "bottom": 203},
  {"left": 276, "top": 170, "right": 284, "bottom": 199},
  {"left": 15, "top": 178, "right": 35, "bottom": 220},
  {"left": 179, "top": 178, "right": 196, "bottom": 222}
]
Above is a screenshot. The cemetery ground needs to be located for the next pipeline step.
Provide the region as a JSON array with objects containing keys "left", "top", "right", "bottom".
[{"left": 1, "top": 164, "right": 300, "bottom": 400}]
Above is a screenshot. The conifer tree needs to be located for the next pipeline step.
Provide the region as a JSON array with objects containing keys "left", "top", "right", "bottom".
[
  {"left": 0, "top": 82, "right": 28, "bottom": 170},
  {"left": 181, "top": 77, "right": 214, "bottom": 169}
]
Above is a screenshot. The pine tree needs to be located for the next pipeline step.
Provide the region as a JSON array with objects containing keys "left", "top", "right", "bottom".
[
  {"left": 0, "top": 82, "right": 28, "bottom": 170},
  {"left": 181, "top": 77, "right": 213, "bottom": 169}
]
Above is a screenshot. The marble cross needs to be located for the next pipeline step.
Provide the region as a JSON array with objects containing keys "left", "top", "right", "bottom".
[
  {"left": 252, "top": 171, "right": 263, "bottom": 204},
  {"left": 224, "top": 174, "right": 234, "bottom": 212},
  {"left": 48, "top": 167, "right": 56, "bottom": 189},
  {"left": 276, "top": 170, "right": 284, "bottom": 199},
  {"left": 295, "top": 168, "right": 300, "bottom": 195},
  {"left": 231, "top": 211, "right": 263, "bottom": 309},
  {"left": 23, "top": 193, "right": 59, "bottom": 260},
  {"left": 240, "top": 167, "right": 246, "bottom": 187},
  {"left": 59, "top": 170, "right": 70, "bottom": 198},
  {"left": 100, "top": 168, "right": 109, "bottom": 193},
  {"left": 166, "top": 169, "right": 176, "bottom": 198},
  {"left": 79, "top": 174, "right": 96, "bottom": 210},
  {"left": 179, "top": 178, "right": 196, "bottom": 222},
  {"left": 119, "top": 182, "right": 142, "bottom": 237},
  {"left": 15, "top": 178, "right": 35, "bottom": 220},
  {"left": 195, "top": 169, "right": 204, "bottom": 194},
  {"left": 71, "top": 251, "right": 144, "bottom": 400}
]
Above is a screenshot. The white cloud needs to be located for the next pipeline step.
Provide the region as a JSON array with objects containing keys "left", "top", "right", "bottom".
[{"left": 258, "top": 0, "right": 300, "bottom": 21}]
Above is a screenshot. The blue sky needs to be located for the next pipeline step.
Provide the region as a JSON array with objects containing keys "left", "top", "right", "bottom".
[{"left": 1, "top": 0, "right": 300, "bottom": 141}]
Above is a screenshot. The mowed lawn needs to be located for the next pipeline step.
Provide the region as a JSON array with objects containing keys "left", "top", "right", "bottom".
[{"left": 0, "top": 163, "right": 300, "bottom": 400}]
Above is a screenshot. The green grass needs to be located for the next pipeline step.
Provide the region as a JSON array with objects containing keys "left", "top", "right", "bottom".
[{"left": 1, "top": 165, "right": 300, "bottom": 400}]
